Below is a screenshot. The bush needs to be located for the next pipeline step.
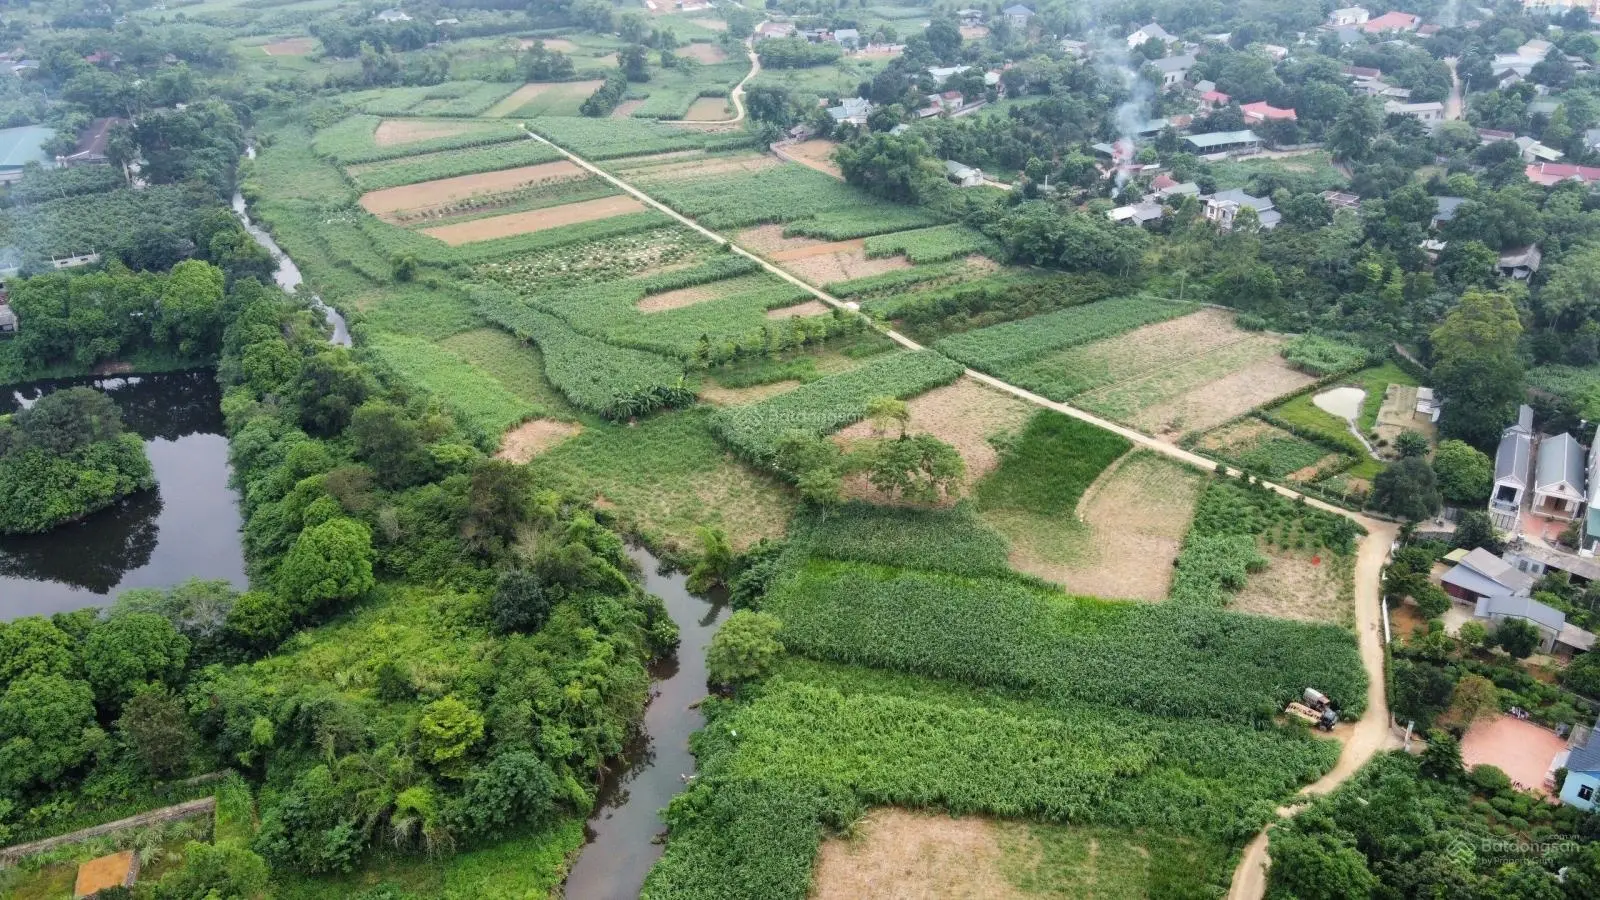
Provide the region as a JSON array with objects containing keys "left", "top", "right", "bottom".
[{"left": 707, "top": 611, "right": 785, "bottom": 686}]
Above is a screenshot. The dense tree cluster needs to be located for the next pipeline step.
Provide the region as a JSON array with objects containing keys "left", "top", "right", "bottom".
[{"left": 0, "top": 386, "right": 153, "bottom": 534}]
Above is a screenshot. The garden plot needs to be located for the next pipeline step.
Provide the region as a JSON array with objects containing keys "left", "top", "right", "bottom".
[
  {"left": 1075, "top": 334, "right": 1316, "bottom": 438},
  {"left": 683, "top": 96, "right": 733, "bottom": 121},
  {"left": 420, "top": 195, "right": 646, "bottom": 245},
  {"left": 622, "top": 152, "right": 782, "bottom": 181},
  {"left": 678, "top": 42, "right": 729, "bottom": 63},
  {"left": 1002, "top": 308, "right": 1250, "bottom": 399},
  {"left": 611, "top": 99, "right": 646, "bottom": 117},
  {"left": 783, "top": 139, "right": 845, "bottom": 179},
  {"left": 635, "top": 273, "right": 775, "bottom": 312},
  {"left": 737, "top": 224, "right": 832, "bottom": 255},
  {"left": 263, "top": 36, "right": 316, "bottom": 55},
  {"left": 988, "top": 451, "right": 1205, "bottom": 601},
  {"left": 769, "top": 237, "right": 912, "bottom": 284},
  {"left": 766, "top": 300, "right": 830, "bottom": 318},
  {"left": 522, "top": 38, "right": 579, "bottom": 51},
  {"left": 373, "top": 119, "right": 479, "bottom": 146},
  {"left": 1195, "top": 419, "right": 1347, "bottom": 483},
  {"left": 1230, "top": 543, "right": 1353, "bottom": 626},
  {"left": 497, "top": 419, "right": 583, "bottom": 462},
  {"left": 832, "top": 378, "right": 1035, "bottom": 502},
  {"left": 485, "top": 80, "right": 606, "bottom": 117},
  {"left": 358, "top": 160, "right": 586, "bottom": 219}
]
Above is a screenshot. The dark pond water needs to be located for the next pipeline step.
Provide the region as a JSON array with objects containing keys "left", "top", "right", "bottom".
[
  {"left": 0, "top": 370, "right": 247, "bottom": 619},
  {"left": 562, "top": 545, "right": 730, "bottom": 899}
]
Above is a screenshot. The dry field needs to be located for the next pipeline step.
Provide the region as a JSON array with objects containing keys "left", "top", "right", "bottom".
[
  {"left": 627, "top": 153, "right": 780, "bottom": 181},
  {"left": 497, "top": 420, "right": 582, "bottom": 462},
  {"left": 636, "top": 283, "right": 732, "bottom": 312},
  {"left": 986, "top": 452, "right": 1204, "bottom": 601},
  {"left": 373, "top": 119, "right": 477, "bottom": 147},
  {"left": 1022, "top": 308, "right": 1248, "bottom": 396},
  {"left": 783, "top": 139, "right": 844, "bottom": 179},
  {"left": 262, "top": 37, "right": 316, "bottom": 56},
  {"left": 766, "top": 237, "right": 911, "bottom": 284},
  {"left": 766, "top": 300, "right": 830, "bottom": 319},
  {"left": 1231, "top": 544, "right": 1353, "bottom": 625},
  {"left": 812, "top": 810, "right": 1021, "bottom": 900},
  {"left": 358, "top": 161, "right": 585, "bottom": 219},
  {"left": 689, "top": 17, "right": 727, "bottom": 30},
  {"left": 678, "top": 43, "right": 729, "bottom": 63},
  {"left": 697, "top": 380, "right": 802, "bottom": 406},
  {"left": 683, "top": 96, "right": 734, "bottom": 121},
  {"left": 520, "top": 37, "right": 578, "bottom": 51},
  {"left": 1375, "top": 383, "right": 1438, "bottom": 447},
  {"left": 959, "top": 25, "right": 990, "bottom": 39},
  {"left": 611, "top": 99, "right": 646, "bottom": 118},
  {"left": 736, "top": 224, "right": 831, "bottom": 255},
  {"left": 421, "top": 195, "right": 645, "bottom": 245},
  {"left": 833, "top": 378, "right": 1034, "bottom": 503},
  {"left": 1074, "top": 334, "right": 1316, "bottom": 438},
  {"left": 484, "top": 80, "right": 606, "bottom": 117}
]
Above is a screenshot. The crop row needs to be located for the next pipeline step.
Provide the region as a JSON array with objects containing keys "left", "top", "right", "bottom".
[
  {"left": 387, "top": 176, "right": 619, "bottom": 227},
  {"left": 355, "top": 80, "right": 520, "bottom": 117},
  {"left": 1280, "top": 334, "right": 1373, "bottom": 376},
  {"left": 313, "top": 115, "right": 526, "bottom": 165},
  {"left": 0, "top": 185, "right": 201, "bottom": 260},
  {"left": 472, "top": 226, "right": 712, "bottom": 289},
  {"left": 789, "top": 503, "right": 1018, "bottom": 580},
  {"left": 765, "top": 558, "right": 1370, "bottom": 722},
  {"left": 358, "top": 207, "right": 673, "bottom": 265},
  {"left": 528, "top": 116, "right": 759, "bottom": 160},
  {"left": 825, "top": 260, "right": 970, "bottom": 296},
  {"left": 642, "top": 672, "right": 1337, "bottom": 898},
  {"left": 348, "top": 141, "right": 566, "bottom": 191},
  {"left": 862, "top": 271, "right": 1111, "bottom": 329},
  {"left": 364, "top": 332, "right": 536, "bottom": 448},
  {"left": 646, "top": 166, "right": 941, "bottom": 235},
  {"left": 712, "top": 350, "right": 965, "bottom": 463},
  {"left": 933, "top": 295, "right": 1198, "bottom": 370},
  {"left": 469, "top": 284, "right": 695, "bottom": 419},
  {"left": 863, "top": 224, "right": 998, "bottom": 263}
]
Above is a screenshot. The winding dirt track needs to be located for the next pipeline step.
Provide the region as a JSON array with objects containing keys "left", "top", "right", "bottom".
[{"left": 523, "top": 125, "right": 1399, "bottom": 899}]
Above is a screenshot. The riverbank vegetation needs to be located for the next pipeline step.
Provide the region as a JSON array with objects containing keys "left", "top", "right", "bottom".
[{"left": 0, "top": 386, "right": 154, "bottom": 534}]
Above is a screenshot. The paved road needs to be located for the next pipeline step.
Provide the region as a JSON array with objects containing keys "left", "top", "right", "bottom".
[{"left": 523, "top": 129, "right": 1399, "bottom": 897}]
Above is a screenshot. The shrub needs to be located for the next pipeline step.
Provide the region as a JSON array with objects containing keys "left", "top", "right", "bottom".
[
  {"left": 1280, "top": 334, "right": 1371, "bottom": 376},
  {"left": 707, "top": 611, "right": 785, "bottom": 686}
]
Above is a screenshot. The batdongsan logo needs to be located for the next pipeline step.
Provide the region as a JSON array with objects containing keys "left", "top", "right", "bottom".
[{"left": 1444, "top": 835, "right": 1579, "bottom": 866}]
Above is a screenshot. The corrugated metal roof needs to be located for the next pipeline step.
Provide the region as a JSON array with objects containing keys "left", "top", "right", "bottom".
[
  {"left": 1537, "top": 433, "right": 1586, "bottom": 495},
  {"left": 0, "top": 124, "right": 55, "bottom": 171},
  {"left": 1475, "top": 593, "right": 1566, "bottom": 632},
  {"left": 1570, "top": 732, "right": 1600, "bottom": 773}
]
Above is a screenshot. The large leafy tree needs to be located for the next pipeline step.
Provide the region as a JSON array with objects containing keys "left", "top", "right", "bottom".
[
  {"left": 1431, "top": 290, "right": 1525, "bottom": 449},
  {"left": 0, "top": 674, "right": 103, "bottom": 795},
  {"left": 82, "top": 612, "right": 191, "bottom": 707},
  {"left": 1370, "top": 457, "right": 1442, "bottom": 521},
  {"left": 276, "top": 517, "right": 376, "bottom": 614},
  {"left": 0, "top": 616, "right": 77, "bottom": 689},
  {"left": 706, "top": 610, "right": 784, "bottom": 686},
  {"left": 1432, "top": 439, "right": 1494, "bottom": 504},
  {"left": 836, "top": 132, "right": 939, "bottom": 203}
]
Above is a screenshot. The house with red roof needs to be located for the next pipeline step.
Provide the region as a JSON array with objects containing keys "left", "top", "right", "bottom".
[
  {"left": 1241, "top": 101, "right": 1297, "bottom": 123},
  {"left": 1363, "top": 11, "right": 1421, "bottom": 33},
  {"left": 1526, "top": 163, "right": 1600, "bottom": 187}
]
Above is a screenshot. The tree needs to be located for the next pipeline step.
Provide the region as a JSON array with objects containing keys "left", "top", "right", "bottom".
[
  {"left": 456, "top": 751, "right": 562, "bottom": 840},
  {"left": 1268, "top": 831, "right": 1378, "bottom": 900},
  {"left": 223, "top": 591, "right": 294, "bottom": 654},
  {"left": 5, "top": 386, "right": 124, "bottom": 456},
  {"left": 1420, "top": 728, "right": 1464, "bottom": 779},
  {"left": 276, "top": 518, "right": 376, "bottom": 615},
  {"left": 706, "top": 610, "right": 784, "bottom": 686},
  {"left": 290, "top": 350, "right": 372, "bottom": 437},
  {"left": 1414, "top": 583, "right": 1451, "bottom": 619},
  {"left": 620, "top": 44, "right": 651, "bottom": 82},
  {"left": 151, "top": 840, "right": 269, "bottom": 900},
  {"left": 1370, "top": 457, "right": 1442, "bottom": 520},
  {"left": 1448, "top": 673, "right": 1500, "bottom": 726},
  {"left": 83, "top": 612, "right": 191, "bottom": 708},
  {"left": 0, "top": 616, "right": 76, "bottom": 689},
  {"left": 160, "top": 260, "right": 226, "bottom": 357},
  {"left": 745, "top": 84, "right": 796, "bottom": 127},
  {"left": 1433, "top": 440, "right": 1494, "bottom": 504},
  {"left": 117, "top": 689, "right": 196, "bottom": 778},
  {"left": 924, "top": 17, "right": 962, "bottom": 58},
  {"left": 1431, "top": 290, "right": 1525, "bottom": 449},
  {"left": 1562, "top": 650, "right": 1600, "bottom": 697},
  {"left": 416, "top": 695, "right": 484, "bottom": 770},
  {"left": 1392, "top": 658, "right": 1455, "bottom": 727},
  {"left": 687, "top": 526, "right": 735, "bottom": 594},
  {"left": 0, "top": 674, "right": 103, "bottom": 795},
  {"left": 836, "top": 132, "right": 938, "bottom": 203},
  {"left": 490, "top": 570, "right": 553, "bottom": 634},
  {"left": 1458, "top": 620, "right": 1489, "bottom": 650},
  {"left": 1495, "top": 617, "right": 1541, "bottom": 659},
  {"left": 1329, "top": 98, "right": 1382, "bottom": 161},
  {"left": 867, "top": 434, "right": 966, "bottom": 503},
  {"left": 1394, "top": 430, "right": 1430, "bottom": 459},
  {"left": 460, "top": 459, "right": 542, "bottom": 558},
  {"left": 865, "top": 396, "right": 909, "bottom": 437},
  {"left": 1451, "top": 510, "right": 1503, "bottom": 554},
  {"left": 349, "top": 401, "right": 431, "bottom": 489}
]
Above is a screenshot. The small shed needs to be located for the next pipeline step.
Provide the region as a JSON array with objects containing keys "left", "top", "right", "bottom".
[
  {"left": 944, "top": 159, "right": 984, "bottom": 187},
  {"left": 1498, "top": 245, "right": 1542, "bottom": 280},
  {"left": 75, "top": 850, "right": 138, "bottom": 898}
]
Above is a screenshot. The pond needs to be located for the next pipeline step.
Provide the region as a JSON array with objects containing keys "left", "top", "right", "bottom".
[
  {"left": 1312, "top": 385, "right": 1366, "bottom": 422},
  {"left": 561, "top": 545, "right": 730, "bottom": 900},
  {"left": 0, "top": 370, "right": 247, "bottom": 620}
]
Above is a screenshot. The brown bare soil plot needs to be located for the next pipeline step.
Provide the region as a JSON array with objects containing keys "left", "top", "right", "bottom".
[
  {"left": 989, "top": 451, "right": 1204, "bottom": 601},
  {"left": 698, "top": 380, "right": 802, "bottom": 406},
  {"left": 636, "top": 282, "right": 732, "bottom": 312},
  {"left": 262, "top": 37, "right": 316, "bottom": 56},
  {"left": 358, "top": 161, "right": 584, "bottom": 218},
  {"left": 813, "top": 809, "right": 1022, "bottom": 900},
  {"left": 834, "top": 378, "right": 1034, "bottom": 503},
  {"left": 1036, "top": 308, "right": 1248, "bottom": 390},
  {"left": 689, "top": 17, "right": 728, "bottom": 31},
  {"left": 611, "top": 99, "right": 646, "bottom": 118},
  {"left": 1128, "top": 358, "right": 1317, "bottom": 438},
  {"left": 1231, "top": 544, "right": 1352, "bottom": 625},
  {"left": 520, "top": 37, "right": 578, "bottom": 51},
  {"left": 421, "top": 195, "right": 645, "bottom": 245},
  {"left": 959, "top": 25, "right": 991, "bottom": 39},
  {"left": 373, "top": 119, "right": 479, "bottom": 147},
  {"left": 766, "top": 300, "right": 830, "bottom": 319},
  {"left": 497, "top": 420, "right": 582, "bottom": 462},
  {"left": 784, "top": 139, "right": 845, "bottom": 179},
  {"left": 632, "top": 154, "right": 781, "bottom": 180},
  {"left": 770, "top": 238, "right": 912, "bottom": 284},
  {"left": 678, "top": 43, "right": 728, "bottom": 63},
  {"left": 484, "top": 80, "right": 605, "bottom": 117},
  {"left": 735, "top": 224, "right": 830, "bottom": 255}
]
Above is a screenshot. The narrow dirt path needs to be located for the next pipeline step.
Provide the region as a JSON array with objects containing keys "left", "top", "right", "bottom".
[
  {"left": 1445, "top": 57, "right": 1463, "bottom": 121},
  {"left": 523, "top": 129, "right": 1398, "bottom": 898},
  {"left": 693, "top": 38, "right": 758, "bottom": 125}
]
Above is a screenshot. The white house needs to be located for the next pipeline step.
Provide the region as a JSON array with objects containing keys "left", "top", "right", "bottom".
[
  {"left": 833, "top": 28, "right": 860, "bottom": 49},
  {"left": 1150, "top": 54, "right": 1196, "bottom": 87},
  {"left": 957, "top": 8, "right": 984, "bottom": 26},
  {"left": 1491, "top": 405, "right": 1534, "bottom": 530},
  {"left": 1327, "top": 7, "right": 1370, "bottom": 27},
  {"left": 945, "top": 160, "right": 985, "bottom": 187},
  {"left": 374, "top": 8, "right": 411, "bottom": 23},
  {"left": 1127, "top": 23, "right": 1173, "bottom": 49},
  {"left": 1385, "top": 100, "right": 1445, "bottom": 126},
  {"left": 1535, "top": 432, "right": 1587, "bottom": 520},
  {"left": 1002, "top": 5, "right": 1034, "bottom": 28},
  {"left": 826, "top": 97, "right": 872, "bottom": 126},
  {"left": 1559, "top": 728, "right": 1600, "bottom": 812},
  {"left": 1202, "top": 189, "right": 1280, "bottom": 231}
]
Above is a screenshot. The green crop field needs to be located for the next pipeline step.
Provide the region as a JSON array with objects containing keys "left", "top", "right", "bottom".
[
  {"left": 528, "top": 116, "right": 759, "bottom": 160},
  {"left": 863, "top": 224, "right": 999, "bottom": 263},
  {"left": 347, "top": 141, "right": 566, "bottom": 191},
  {"left": 934, "top": 296, "right": 1198, "bottom": 371},
  {"left": 312, "top": 115, "right": 527, "bottom": 165},
  {"left": 646, "top": 165, "right": 942, "bottom": 236},
  {"left": 711, "top": 350, "right": 965, "bottom": 463},
  {"left": 1280, "top": 334, "right": 1371, "bottom": 376},
  {"left": 365, "top": 332, "right": 537, "bottom": 445}
]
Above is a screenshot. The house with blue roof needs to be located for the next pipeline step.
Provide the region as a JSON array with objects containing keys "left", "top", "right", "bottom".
[
  {"left": 1559, "top": 726, "right": 1600, "bottom": 811},
  {"left": 0, "top": 124, "right": 56, "bottom": 184}
]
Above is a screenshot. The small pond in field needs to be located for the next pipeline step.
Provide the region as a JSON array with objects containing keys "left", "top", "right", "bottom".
[
  {"left": 1312, "top": 386, "right": 1365, "bottom": 421},
  {"left": 0, "top": 370, "right": 247, "bottom": 620}
]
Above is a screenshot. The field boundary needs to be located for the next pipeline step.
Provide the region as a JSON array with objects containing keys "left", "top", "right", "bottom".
[{"left": 0, "top": 797, "right": 217, "bottom": 864}]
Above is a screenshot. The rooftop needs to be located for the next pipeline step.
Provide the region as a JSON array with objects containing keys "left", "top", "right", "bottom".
[
  {"left": 1184, "top": 129, "right": 1263, "bottom": 149},
  {"left": 1363, "top": 11, "right": 1420, "bottom": 32},
  {"left": 1536, "top": 432, "right": 1585, "bottom": 495},
  {"left": 1475, "top": 593, "right": 1567, "bottom": 633},
  {"left": 0, "top": 124, "right": 56, "bottom": 171}
]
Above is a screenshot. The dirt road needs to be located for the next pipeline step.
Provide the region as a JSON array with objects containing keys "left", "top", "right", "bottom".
[
  {"left": 524, "top": 130, "right": 1400, "bottom": 898},
  {"left": 1445, "top": 58, "right": 1463, "bottom": 121},
  {"left": 694, "top": 38, "right": 758, "bottom": 125}
]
